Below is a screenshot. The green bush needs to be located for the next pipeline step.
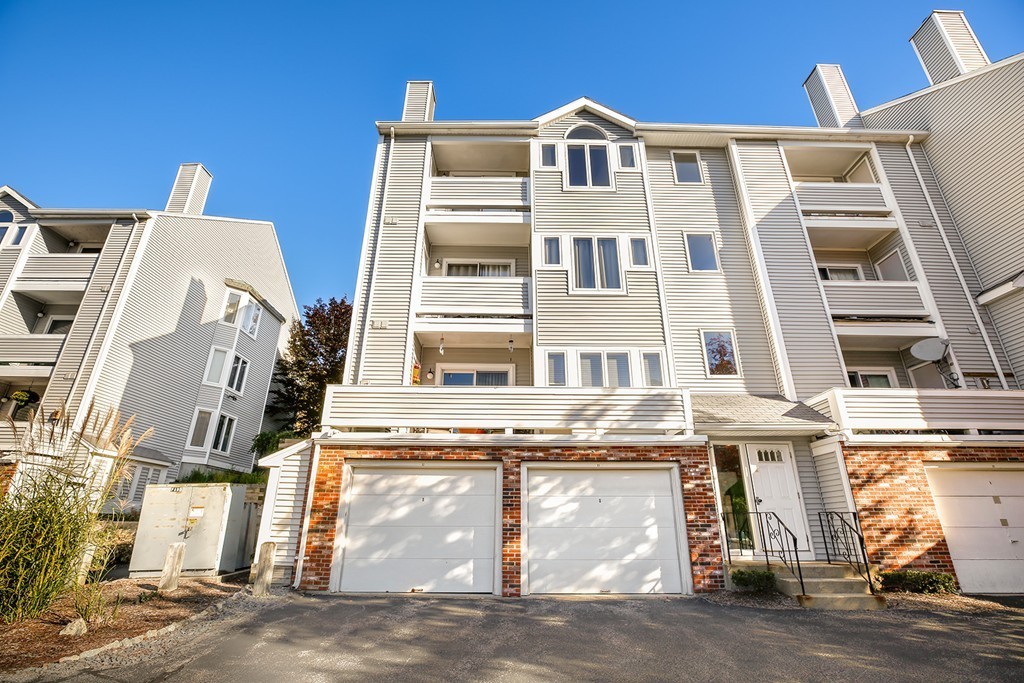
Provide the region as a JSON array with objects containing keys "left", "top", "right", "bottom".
[
  {"left": 879, "top": 570, "right": 958, "bottom": 594},
  {"left": 175, "top": 468, "right": 267, "bottom": 485},
  {"left": 731, "top": 568, "right": 777, "bottom": 593}
]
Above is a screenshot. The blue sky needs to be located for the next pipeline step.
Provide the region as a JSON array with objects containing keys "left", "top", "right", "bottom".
[{"left": 2, "top": 0, "right": 1022, "bottom": 309}]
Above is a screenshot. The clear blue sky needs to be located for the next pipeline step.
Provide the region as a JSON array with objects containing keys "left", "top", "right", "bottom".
[{"left": 3, "top": 0, "right": 1022, "bottom": 309}]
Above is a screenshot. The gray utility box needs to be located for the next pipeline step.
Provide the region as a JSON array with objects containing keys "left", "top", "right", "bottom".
[{"left": 129, "top": 483, "right": 256, "bottom": 577}]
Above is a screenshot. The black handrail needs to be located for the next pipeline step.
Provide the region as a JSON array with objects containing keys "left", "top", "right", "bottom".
[
  {"left": 818, "top": 511, "right": 875, "bottom": 594},
  {"left": 721, "top": 510, "right": 805, "bottom": 596}
]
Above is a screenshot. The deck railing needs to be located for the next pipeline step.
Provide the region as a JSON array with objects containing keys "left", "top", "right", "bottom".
[
  {"left": 821, "top": 281, "right": 928, "bottom": 317},
  {"left": 19, "top": 254, "right": 99, "bottom": 282},
  {"left": 428, "top": 177, "right": 529, "bottom": 208},
  {"left": 795, "top": 183, "right": 890, "bottom": 214},
  {"left": 419, "top": 277, "right": 530, "bottom": 316}
]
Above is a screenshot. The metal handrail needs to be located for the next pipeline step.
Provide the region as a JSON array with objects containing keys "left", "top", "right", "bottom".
[
  {"left": 721, "top": 510, "right": 805, "bottom": 596},
  {"left": 818, "top": 511, "right": 875, "bottom": 594}
]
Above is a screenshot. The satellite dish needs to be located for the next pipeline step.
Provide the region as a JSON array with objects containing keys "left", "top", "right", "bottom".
[{"left": 910, "top": 338, "right": 948, "bottom": 362}]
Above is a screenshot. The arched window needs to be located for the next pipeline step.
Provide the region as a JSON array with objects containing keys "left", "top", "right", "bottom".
[
  {"left": 0, "top": 211, "right": 13, "bottom": 223},
  {"left": 564, "top": 126, "right": 611, "bottom": 187}
]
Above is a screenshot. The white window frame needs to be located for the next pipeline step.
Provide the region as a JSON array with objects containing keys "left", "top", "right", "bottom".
[
  {"left": 441, "top": 258, "right": 516, "bottom": 278},
  {"left": 578, "top": 349, "right": 633, "bottom": 388},
  {"left": 569, "top": 236, "right": 625, "bottom": 294},
  {"left": 203, "top": 346, "right": 232, "bottom": 387},
  {"left": 639, "top": 350, "right": 666, "bottom": 387},
  {"left": 210, "top": 412, "right": 237, "bottom": 454},
  {"left": 241, "top": 301, "right": 263, "bottom": 338},
  {"left": 847, "top": 366, "right": 898, "bottom": 388},
  {"left": 671, "top": 150, "right": 705, "bottom": 185},
  {"left": 39, "top": 314, "right": 75, "bottom": 335},
  {"left": 226, "top": 353, "right": 250, "bottom": 394},
  {"left": 817, "top": 263, "right": 864, "bottom": 281},
  {"left": 220, "top": 288, "right": 245, "bottom": 326},
  {"left": 562, "top": 127, "right": 615, "bottom": 191},
  {"left": 700, "top": 328, "right": 743, "bottom": 378},
  {"left": 628, "top": 237, "right": 651, "bottom": 268},
  {"left": 616, "top": 143, "right": 639, "bottom": 171},
  {"left": 540, "top": 236, "right": 562, "bottom": 268},
  {"left": 0, "top": 223, "right": 31, "bottom": 249},
  {"left": 684, "top": 232, "right": 721, "bottom": 273},
  {"left": 545, "top": 350, "right": 568, "bottom": 387},
  {"left": 538, "top": 142, "right": 559, "bottom": 169},
  {"left": 186, "top": 408, "right": 215, "bottom": 451},
  {"left": 874, "top": 248, "right": 909, "bottom": 281},
  {"left": 434, "top": 363, "right": 516, "bottom": 387}
]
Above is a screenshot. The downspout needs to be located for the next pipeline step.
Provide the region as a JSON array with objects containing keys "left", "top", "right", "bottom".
[{"left": 904, "top": 135, "right": 1008, "bottom": 389}]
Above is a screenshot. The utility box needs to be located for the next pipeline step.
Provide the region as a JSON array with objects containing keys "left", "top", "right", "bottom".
[{"left": 129, "top": 483, "right": 257, "bottom": 578}]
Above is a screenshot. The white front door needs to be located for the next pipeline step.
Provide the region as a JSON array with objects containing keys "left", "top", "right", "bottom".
[{"left": 743, "top": 444, "right": 811, "bottom": 552}]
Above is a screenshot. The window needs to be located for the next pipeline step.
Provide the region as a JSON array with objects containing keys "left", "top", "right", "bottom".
[
  {"left": 11, "top": 226, "right": 26, "bottom": 246},
  {"left": 547, "top": 352, "right": 566, "bottom": 386},
  {"left": 703, "top": 330, "right": 740, "bottom": 376},
  {"left": 580, "top": 351, "right": 631, "bottom": 387},
  {"left": 672, "top": 151, "right": 703, "bottom": 184},
  {"left": 540, "top": 144, "right": 557, "bottom": 168},
  {"left": 242, "top": 304, "right": 262, "bottom": 337},
  {"left": 566, "top": 126, "right": 606, "bottom": 140},
  {"left": 211, "top": 414, "right": 236, "bottom": 453},
  {"left": 641, "top": 352, "right": 664, "bottom": 387},
  {"left": 189, "top": 410, "right": 213, "bottom": 448},
  {"left": 630, "top": 238, "right": 649, "bottom": 267},
  {"left": 848, "top": 368, "right": 896, "bottom": 388},
  {"left": 45, "top": 317, "right": 74, "bottom": 335},
  {"left": 227, "top": 355, "right": 249, "bottom": 393},
  {"left": 0, "top": 211, "right": 12, "bottom": 222},
  {"left": 439, "top": 367, "right": 511, "bottom": 386},
  {"left": 875, "top": 250, "right": 909, "bottom": 281},
  {"left": 565, "top": 128, "right": 611, "bottom": 188},
  {"left": 205, "top": 348, "right": 229, "bottom": 384},
  {"left": 223, "top": 291, "right": 242, "bottom": 324},
  {"left": 685, "top": 233, "right": 719, "bottom": 272},
  {"left": 618, "top": 145, "right": 637, "bottom": 169},
  {"left": 817, "top": 265, "right": 862, "bottom": 281},
  {"left": 445, "top": 261, "right": 513, "bottom": 277},
  {"left": 573, "top": 237, "right": 621, "bottom": 290},
  {"left": 543, "top": 237, "right": 561, "bottom": 266}
]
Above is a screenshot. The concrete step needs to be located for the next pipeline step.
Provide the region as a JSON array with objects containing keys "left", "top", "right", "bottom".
[
  {"left": 776, "top": 577, "right": 873, "bottom": 596},
  {"left": 796, "top": 593, "right": 888, "bottom": 611},
  {"left": 732, "top": 560, "right": 874, "bottom": 580}
]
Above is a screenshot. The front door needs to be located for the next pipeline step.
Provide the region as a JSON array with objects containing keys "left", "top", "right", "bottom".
[{"left": 742, "top": 444, "right": 811, "bottom": 552}]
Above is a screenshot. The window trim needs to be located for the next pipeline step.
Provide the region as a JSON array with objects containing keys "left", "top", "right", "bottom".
[
  {"left": 39, "top": 314, "right": 75, "bottom": 335},
  {"left": 220, "top": 288, "right": 244, "bottom": 326},
  {"left": 0, "top": 223, "right": 31, "bottom": 249},
  {"left": 563, "top": 123, "right": 609, "bottom": 140},
  {"left": 700, "top": 328, "right": 743, "bottom": 379},
  {"left": 545, "top": 350, "right": 568, "bottom": 387},
  {"left": 186, "top": 408, "right": 215, "bottom": 451},
  {"left": 441, "top": 258, "right": 516, "bottom": 278},
  {"left": 671, "top": 150, "right": 705, "bottom": 185},
  {"left": 874, "top": 248, "right": 909, "bottom": 281},
  {"left": 540, "top": 236, "right": 562, "bottom": 268},
  {"left": 578, "top": 349, "right": 633, "bottom": 388},
  {"left": 684, "top": 231, "right": 721, "bottom": 273},
  {"left": 628, "top": 237, "right": 651, "bottom": 268},
  {"left": 203, "top": 346, "right": 232, "bottom": 387},
  {"left": 847, "top": 366, "right": 898, "bottom": 388},
  {"left": 434, "top": 363, "right": 516, "bottom": 387},
  {"left": 225, "top": 352, "right": 250, "bottom": 394},
  {"left": 241, "top": 301, "right": 263, "bottom": 338},
  {"left": 539, "top": 142, "right": 559, "bottom": 169},
  {"left": 616, "top": 143, "right": 639, "bottom": 171},
  {"left": 569, "top": 236, "right": 626, "bottom": 295},
  {"left": 562, "top": 141, "right": 616, "bottom": 191},
  {"left": 210, "top": 412, "right": 238, "bottom": 454},
  {"left": 817, "top": 263, "right": 864, "bottom": 281},
  {"left": 640, "top": 350, "right": 666, "bottom": 387}
]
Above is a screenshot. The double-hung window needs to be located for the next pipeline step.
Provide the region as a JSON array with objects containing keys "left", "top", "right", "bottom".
[
  {"left": 205, "top": 348, "right": 229, "bottom": 384},
  {"left": 817, "top": 265, "right": 862, "bottom": 281},
  {"left": 566, "top": 126, "right": 611, "bottom": 188},
  {"left": 573, "top": 237, "right": 621, "bottom": 291},
  {"left": 188, "top": 410, "right": 213, "bottom": 449},
  {"left": 439, "top": 367, "right": 511, "bottom": 386},
  {"left": 848, "top": 368, "right": 896, "bottom": 388},
  {"left": 580, "top": 351, "right": 631, "bottom": 387},
  {"left": 227, "top": 355, "right": 248, "bottom": 393},
  {"left": 445, "top": 260, "right": 513, "bottom": 277}
]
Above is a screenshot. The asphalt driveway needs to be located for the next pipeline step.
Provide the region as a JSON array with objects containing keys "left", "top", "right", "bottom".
[{"left": 14, "top": 593, "right": 1024, "bottom": 682}]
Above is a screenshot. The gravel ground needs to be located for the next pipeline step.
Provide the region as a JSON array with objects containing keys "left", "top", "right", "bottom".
[{"left": 702, "top": 589, "right": 1024, "bottom": 614}]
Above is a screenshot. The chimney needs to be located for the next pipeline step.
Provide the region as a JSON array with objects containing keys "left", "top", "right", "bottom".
[
  {"left": 911, "top": 10, "right": 990, "bottom": 85},
  {"left": 803, "top": 64, "right": 864, "bottom": 128},
  {"left": 165, "top": 163, "right": 213, "bottom": 214},
  {"left": 402, "top": 81, "right": 435, "bottom": 122}
]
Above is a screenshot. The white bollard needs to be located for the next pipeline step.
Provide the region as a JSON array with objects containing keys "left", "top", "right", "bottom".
[
  {"left": 158, "top": 542, "right": 186, "bottom": 594},
  {"left": 252, "top": 541, "right": 277, "bottom": 597}
]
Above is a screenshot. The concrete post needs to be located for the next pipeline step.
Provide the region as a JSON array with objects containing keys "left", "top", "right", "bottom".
[
  {"left": 252, "top": 541, "right": 277, "bottom": 597},
  {"left": 158, "top": 542, "right": 186, "bottom": 594}
]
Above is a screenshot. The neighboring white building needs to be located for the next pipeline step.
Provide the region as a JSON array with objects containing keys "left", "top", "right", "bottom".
[
  {"left": 0, "top": 163, "right": 298, "bottom": 505},
  {"left": 258, "top": 10, "right": 1024, "bottom": 600}
]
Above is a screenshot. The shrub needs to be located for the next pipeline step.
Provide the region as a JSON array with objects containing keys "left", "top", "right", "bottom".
[
  {"left": 175, "top": 468, "right": 268, "bottom": 485},
  {"left": 731, "top": 568, "right": 777, "bottom": 593},
  {"left": 879, "top": 570, "right": 958, "bottom": 594}
]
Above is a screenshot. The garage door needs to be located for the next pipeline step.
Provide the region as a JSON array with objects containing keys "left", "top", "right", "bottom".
[
  {"left": 525, "top": 468, "right": 686, "bottom": 594},
  {"left": 926, "top": 468, "right": 1024, "bottom": 594},
  {"left": 337, "top": 466, "right": 497, "bottom": 593}
]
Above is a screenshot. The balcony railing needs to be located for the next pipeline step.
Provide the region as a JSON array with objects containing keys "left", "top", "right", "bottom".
[
  {"left": 427, "top": 177, "right": 529, "bottom": 208},
  {"left": 822, "top": 281, "right": 928, "bottom": 318},
  {"left": 19, "top": 254, "right": 99, "bottom": 283},
  {"left": 322, "top": 385, "right": 693, "bottom": 433},
  {"left": 795, "top": 183, "right": 890, "bottom": 215},
  {"left": 418, "top": 277, "right": 530, "bottom": 316},
  {"left": 0, "top": 334, "right": 66, "bottom": 365},
  {"left": 806, "top": 388, "right": 1024, "bottom": 433}
]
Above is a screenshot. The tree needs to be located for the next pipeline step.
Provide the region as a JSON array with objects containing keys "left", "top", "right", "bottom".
[{"left": 268, "top": 297, "right": 351, "bottom": 436}]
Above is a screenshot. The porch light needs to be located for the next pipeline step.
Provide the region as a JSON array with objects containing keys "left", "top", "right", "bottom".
[
  {"left": 439, "top": 336, "right": 445, "bottom": 356},
  {"left": 426, "top": 369, "right": 435, "bottom": 380},
  {"left": 433, "top": 258, "right": 441, "bottom": 270},
  {"left": 508, "top": 338, "right": 514, "bottom": 353}
]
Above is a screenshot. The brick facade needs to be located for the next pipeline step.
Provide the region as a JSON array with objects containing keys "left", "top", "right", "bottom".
[
  {"left": 842, "top": 445, "right": 1024, "bottom": 582},
  {"left": 0, "top": 460, "right": 16, "bottom": 499},
  {"left": 297, "top": 444, "right": 723, "bottom": 595}
]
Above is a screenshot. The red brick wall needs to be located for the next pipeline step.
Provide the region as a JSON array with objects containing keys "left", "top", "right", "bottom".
[
  {"left": 298, "top": 444, "right": 723, "bottom": 595},
  {"left": 843, "top": 445, "right": 1024, "bottom": 580},
  {"left": 0, "top": 461, "right": 16, "bottom": 499}
]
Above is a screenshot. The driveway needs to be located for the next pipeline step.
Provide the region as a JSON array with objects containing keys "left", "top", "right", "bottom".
[{"left": 13, "top": 593, "right": 1024, "bottom": 682}]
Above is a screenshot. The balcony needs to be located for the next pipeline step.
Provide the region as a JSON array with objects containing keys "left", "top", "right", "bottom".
[
  {"left": 418, "top": 277, "right": 530, "bottom": 316},
  {"left": 822, "top": 281, "right": 928, "bottom": 318},
  {"left": 427, "top": 177, "right": 529, "bottom": 209},
  {"left": 794, "top": 183, "right": 890, "bottom": 215},
  {"left": 16, "top": 254, "right": 98, "bottom": 293},
  {"left": 807, "top": 388, "right": 1024, "bottom": 434},
  {"left": 0, "top": 335, "right": 65, "bottom": 380},
  {"left": 321, "top": 385, "right": 693, "bottom": 434}
]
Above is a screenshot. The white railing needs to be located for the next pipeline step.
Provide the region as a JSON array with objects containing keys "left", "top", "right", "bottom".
[
  {"left": 0, "top": 335, "right": 66, "bottom": 364},
  {"left": 322, "top": 385, "right": 692, "bottom": 432},
  {"left": 428, "top": 177, "right": 529, "bottom": 208},
  {"left": 822, "top": 281, "right": 928, "bottom": 317},
  {"left": 806, "top": 388, "right": 1024, "bottom": 432},
  {"left": 795, "top": 183, "right": 890, "bottom": 214},
  {"left": 419, "top": 277, "right": 530, "bottom": 315},
  {"left": 19, "top": 254, "right": 99, "bottom": 281}
]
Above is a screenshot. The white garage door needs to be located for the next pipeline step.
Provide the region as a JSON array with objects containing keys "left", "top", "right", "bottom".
[
  {"left": 525, "top": 468, "right": 686, "bottom": 594},
  {"left": 926, "top": 468, "right": 1024, "bottom": 594},
  {"left": 337, "top": 466, "right": 497, "bottom": 593}
]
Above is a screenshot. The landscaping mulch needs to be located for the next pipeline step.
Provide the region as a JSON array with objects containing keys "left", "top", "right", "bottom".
[
  {"left": 0, "top": 578, "right": 240, "bottom": 672},
  {"left": 884, "top": 591, "right": 1024, "bottom": 615}
]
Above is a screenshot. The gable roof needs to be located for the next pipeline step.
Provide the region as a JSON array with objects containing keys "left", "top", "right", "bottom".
[
  {"left": 533, "top": 97, "right": 636, "bottom": 132},
  {"left": 0, "top": 185, "right": 38, "bottom": 211}
]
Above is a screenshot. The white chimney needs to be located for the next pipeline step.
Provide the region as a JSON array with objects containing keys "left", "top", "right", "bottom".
[
  {"left": 402, "top": 81, "right": 435, "bottom": 122},
  {"left": 910, "top": 10, "right": 990, "bottom": 85},
  {"left": 803, "top": 64, "right": 864, "bottom": 128},
  {"left": 165, "top": 163, "right": 213, "bottom": 214}
]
